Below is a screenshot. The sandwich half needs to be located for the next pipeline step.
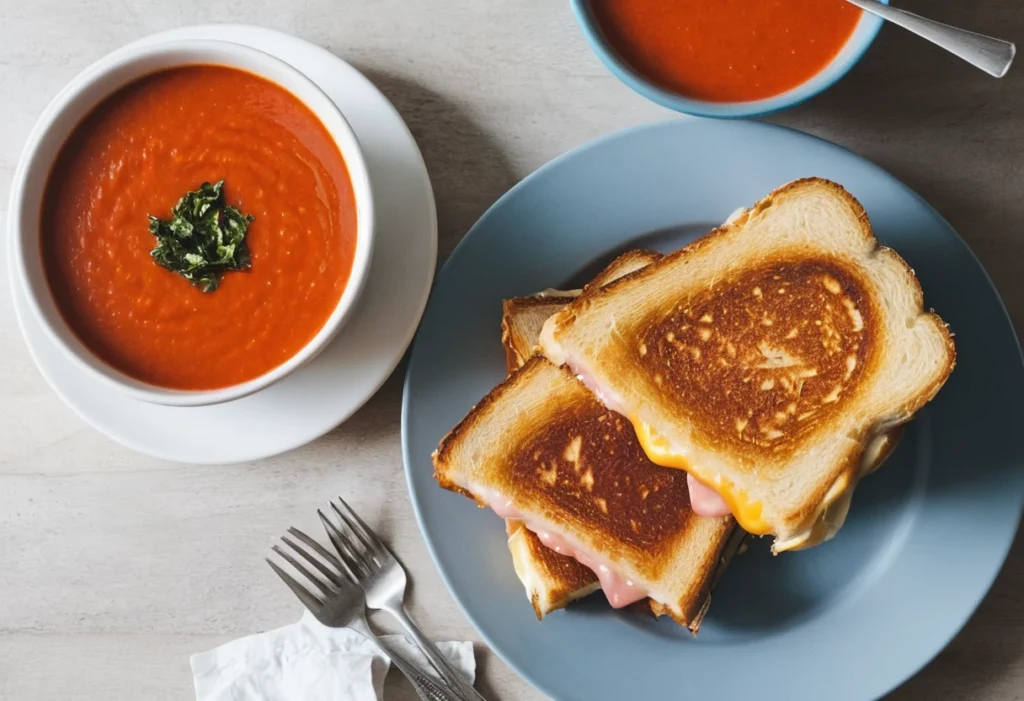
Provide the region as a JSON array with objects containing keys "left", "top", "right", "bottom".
[
  {"left": 434, "top": 358, "right": 738, "bottom": 629},
  {"left": 540, "top": 178, "right": 956, "bottom": 552},
  {"left": 499, "top": 250, "right": 662, "bottom": 617}
]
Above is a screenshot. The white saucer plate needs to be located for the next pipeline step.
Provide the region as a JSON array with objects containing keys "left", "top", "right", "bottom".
[{"left": 7, "top": 24, "right": 437, "bottom": 464}]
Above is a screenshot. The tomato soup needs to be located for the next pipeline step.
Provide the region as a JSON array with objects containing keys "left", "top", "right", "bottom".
[
  {"left": 41, "top": 65, "right": 357, "bottom": 390},
  {"left": 591, "top": 0, "right": 862, "bottom": 103}
]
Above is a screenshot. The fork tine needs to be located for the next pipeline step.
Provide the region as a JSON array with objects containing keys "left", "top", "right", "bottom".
[
  {"left": 266, "top": 558, "right": 324, "bottom": 612},
  {"left": 280, "top": 534, "right": 345, "bottom": 588},
  {"left": 327, "top": 503, "right": 376, "bottom": 573},
  {"left": 334, "top": 496, "right": 388, "bottom": 555},
  {"left": 272, "top": 543, "right": 333, "bottom": 597},
  {"left": 287, "top": 527, "right": 347, "bottom": 574},
  {"left": 330, "top": 500, "right": 378, "bottom": 559},
  {"left": 318, "top": 509, "right": 369, "bottom": 577}
]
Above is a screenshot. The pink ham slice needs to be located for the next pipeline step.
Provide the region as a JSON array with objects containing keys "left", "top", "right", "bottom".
[{"left": 687, "top": 474, "right": 732, "bottom": 517}]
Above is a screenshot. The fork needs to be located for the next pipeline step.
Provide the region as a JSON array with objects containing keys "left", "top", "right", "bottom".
[
  {"left": 320, "top": 498, "right": 488, "bottom": 701},
  {"left": 267, "top": 527, "right": 461, "bottom": 701}
]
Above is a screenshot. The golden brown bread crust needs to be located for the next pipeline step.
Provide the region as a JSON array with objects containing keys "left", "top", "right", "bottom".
[
  {"left": 633, "top": 256, "right": 880, "bottom": 463},
  {"left": 560, "top": 180, "right": 955, "bottom": 400},
  {"left": 506, "top": 387, "right": 700, "bottom": 581},
  {"left": 436, "top": 359, "right": 711, "bottom": 576},
  {"left": 543, "top": 178, "right": 956, "bottom": 544},
  {"left": 433, "top": 357, "right": 737, "bottom": 628}
]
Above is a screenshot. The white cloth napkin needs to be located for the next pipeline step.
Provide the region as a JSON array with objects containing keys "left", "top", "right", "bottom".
[{"left": 191, "top": 610, "right": 475, "bottom": 701}]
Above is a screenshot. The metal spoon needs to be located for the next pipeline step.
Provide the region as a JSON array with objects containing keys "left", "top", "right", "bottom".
[{"left": 843, "top": 0, "right": 1015, "bottom": 78}]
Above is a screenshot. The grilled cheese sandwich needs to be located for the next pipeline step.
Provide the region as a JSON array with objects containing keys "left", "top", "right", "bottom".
[{"left": 540, "top": 178, "right": 954, "bottom": 551}]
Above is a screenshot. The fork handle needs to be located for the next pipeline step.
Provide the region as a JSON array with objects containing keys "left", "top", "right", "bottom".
[
  {"left": 383, "top": 647, "right": 460, "bottom": 701},
  {"left": 365, "top": 631, "right": 462, "bottom": 701},
  {"left": 387, "top": 605, "right": 488, "bottom": 701}
]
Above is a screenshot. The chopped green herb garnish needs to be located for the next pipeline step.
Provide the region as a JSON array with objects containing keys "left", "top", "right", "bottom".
[{"left": 148, "top": 180, "right": 253, "bottom": 293}]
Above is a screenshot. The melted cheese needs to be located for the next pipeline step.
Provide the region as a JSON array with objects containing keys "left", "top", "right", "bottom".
[
  {"left": 631, "top": 417, "right": 773, "bottom": 535},
  {"left": 631, "top": 418, "right": 897, "bottom": 551}
]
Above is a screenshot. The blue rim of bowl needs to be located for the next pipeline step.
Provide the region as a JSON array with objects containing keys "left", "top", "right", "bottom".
[{"left": 570, "top": 0, "right": 888, "bottom": 119}]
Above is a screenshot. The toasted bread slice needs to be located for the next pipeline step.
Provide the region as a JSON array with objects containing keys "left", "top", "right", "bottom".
[
  {"left": 499, "top": 250, "right": 662, "bottom": 617},
  {"left": 501, "top": 249, "right": 661, "bottom": 371},
  {"left": 433, "top": 357, "right": 737, "bottom": 630},
  {"left": 540, "top": 178, "right": 955, "bottom": 551},
  {"left": 506, "top": 520, "right": 601, "bottom": 617}
]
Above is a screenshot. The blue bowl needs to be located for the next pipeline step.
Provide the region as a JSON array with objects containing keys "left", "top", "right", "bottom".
[{"left": 571, "top": 0, "right": 888, "bottom": 118}]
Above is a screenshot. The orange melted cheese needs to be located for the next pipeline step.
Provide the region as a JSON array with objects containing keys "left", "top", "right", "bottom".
[{"left": 631, "top": 418, "right": 773, "bottom": 535}]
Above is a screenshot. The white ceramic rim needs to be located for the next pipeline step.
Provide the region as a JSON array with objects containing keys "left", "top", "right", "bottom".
[{"left": 9, "top": 38, "right": 375, "bottom": 407}]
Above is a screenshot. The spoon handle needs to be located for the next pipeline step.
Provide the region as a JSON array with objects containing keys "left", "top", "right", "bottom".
[{"left": 844, "top": 0, "right": 1015, "bottom": 78}]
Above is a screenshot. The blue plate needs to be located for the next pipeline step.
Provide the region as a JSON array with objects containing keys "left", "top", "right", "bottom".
[{"left": 402, "top": 119, "right": 1024, "bottom": 701}]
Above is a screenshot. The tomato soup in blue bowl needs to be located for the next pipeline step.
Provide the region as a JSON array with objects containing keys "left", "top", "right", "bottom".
[{"left": 572, "top": 0, "right": 887, "bottom": 118}]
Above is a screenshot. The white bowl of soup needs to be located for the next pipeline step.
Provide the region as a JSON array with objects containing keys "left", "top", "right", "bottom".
[{"left": 10, "top": 39, "right": 374, "bottom": 407}]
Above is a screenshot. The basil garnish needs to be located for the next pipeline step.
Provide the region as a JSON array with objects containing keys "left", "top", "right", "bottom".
[{"left": 148, "top": 180, "right": 253, "bottom": 293}]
